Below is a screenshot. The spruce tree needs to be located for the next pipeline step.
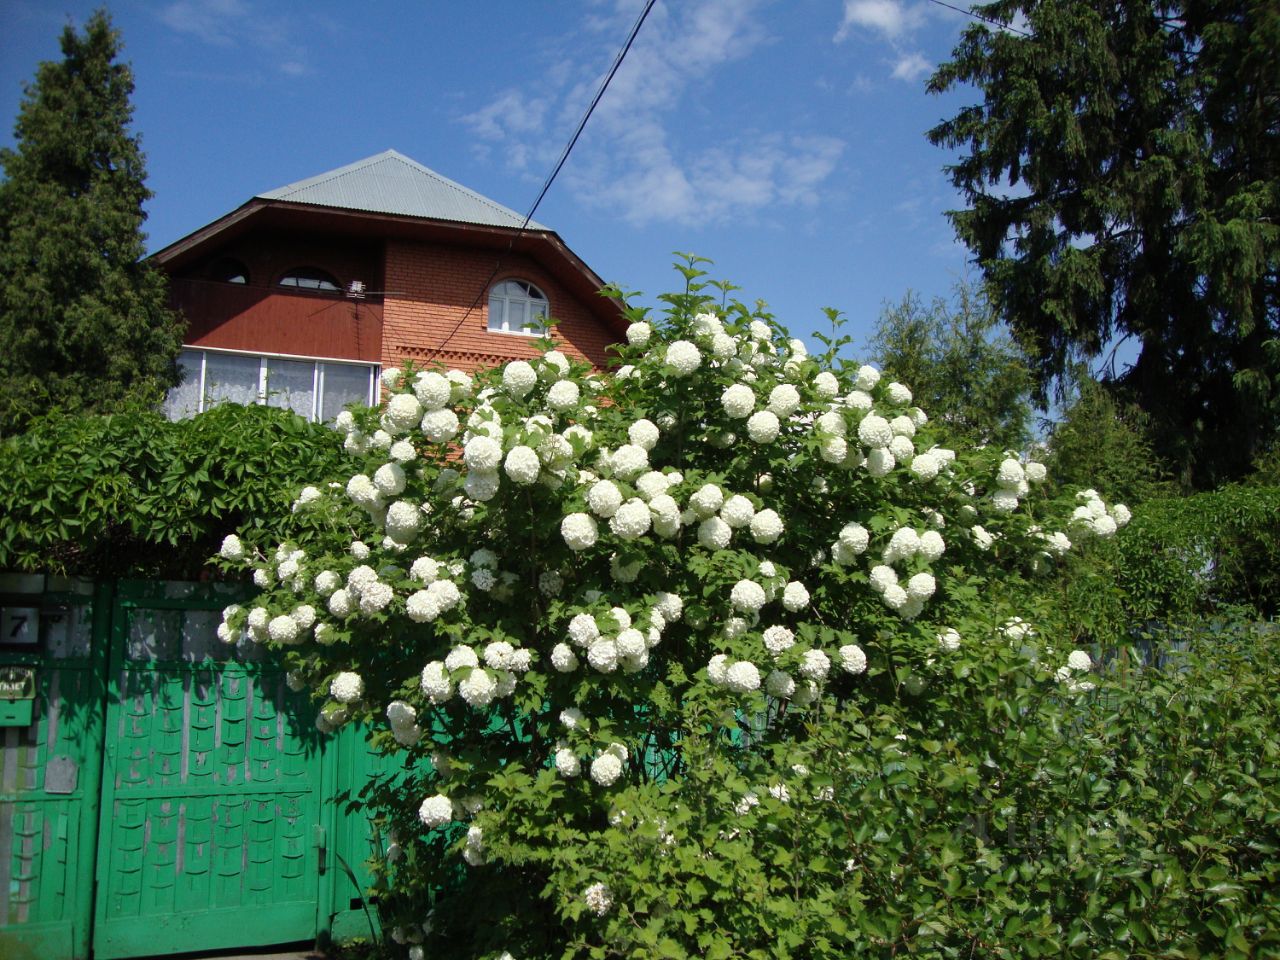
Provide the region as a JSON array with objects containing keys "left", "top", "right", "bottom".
[
  {"left": 928, "top": 0, "right": 1279, "bottom": 488},
  {"left": 0, "top": 9, "right": 183, "bottom": 435}
]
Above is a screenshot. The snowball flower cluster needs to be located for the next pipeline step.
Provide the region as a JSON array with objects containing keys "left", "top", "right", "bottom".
[
  {"left": 329, "top": 671, "right": 364, "bottom": 703},
  {"left": 590, "top": 743, "right": 628, "bottom": 787},
  {"left": 220, "top": 534, "right": 244, "bottom": 561},
  {"left": 561, "top": 513, "right": 599, "bottom": 551},
  {"left": 504, "top": 446, "right": 541, "bottom": 485},
  {"left": 502, "top": 360, "right": 537, "bottom": 398},
  {"left": 730, "top": 579, "right": 767, "bottom": 613},
  {"left": 406, "top": 579, "right": 462, "bottom": 623},
  {"left": 418, "top": 794, "right": 453, "bottom": 828},
  {"left": 626, "top": 321, "right": 652, "bottom": 346},
  {"left": 838, "top": 644, "right": 867, "bottom": 675},
  {"left": 722, "top": 383, "right": 756, "bottom": 418},
  {"left": 763, "top": 625, "right": 795, "bottom": 656},
  {"left": 724, "top": 660, "right": 762, "bottom": 693},
  {"left": 858, "top": 415, "right": 893, "bottom": 449},
  {"left": 665, "top": 340, "right": 702, "bottom": 376},
  {"left": 464, "top": 435, "right": 503, "bottom": 472},
  {"left": 782, "top": 581, "right": 809, "bottom": 611}
]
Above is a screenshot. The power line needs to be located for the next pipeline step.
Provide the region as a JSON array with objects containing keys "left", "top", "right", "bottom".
[
  {"left": 927, "top": 0, "right": 1032, "bottom": 37},
  {"left": 422, "top": 0, "right": 658, "bottom": 365}
]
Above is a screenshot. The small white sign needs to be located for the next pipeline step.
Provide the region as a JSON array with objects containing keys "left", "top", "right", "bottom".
[{"left": 1, "top": 607, "right": 39, "bottom": 645}]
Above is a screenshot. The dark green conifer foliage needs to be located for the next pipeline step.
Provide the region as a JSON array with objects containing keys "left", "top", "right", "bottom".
[
  {"left": 0, "top": 9, "right": 182, "bottom": 435},
  {"left": 929, "top": 0, "right": 1279, "bottom": 488}
]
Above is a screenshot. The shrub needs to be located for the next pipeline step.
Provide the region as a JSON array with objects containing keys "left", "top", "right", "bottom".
[
  {"left": 0, "top": 402, "right": 349, "bottom": 578},
  {"left": 221, "top": 265, "right": 1280, "bottom": 959}
]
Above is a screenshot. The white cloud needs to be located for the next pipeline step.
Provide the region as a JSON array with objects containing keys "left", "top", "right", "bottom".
[
  {"left": 834, "top": 0, "right": 925, "bottom": 42},
  {"left": 890, "top": 52, "right": 932, "bottom": 82},
  {"left": 461, "top": 0, "right": 845, "bottom": 226},
  {"left": 159, "top": 0, "right": 250, "bottom": 46},
  {"left": 462, "top": 91, "right": 550, "bottom": 143},
  {"left": 158, "top": 0, "right": 313, "bottom": 79}
]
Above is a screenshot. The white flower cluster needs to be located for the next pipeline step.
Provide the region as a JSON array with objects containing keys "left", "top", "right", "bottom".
[
  {"left": 1070, "top": 489, "right": 1131, "bottom": 538},
  {"left": 214, "top": 299, "right": 1138, "bottom": 886},
  {"left": 329, "top": 671, "right": 364, "bottom": 704},
  {"left": 386, "top": 700, "right": 422, "bottom": 746},
  {"left": 418, "top": 793, "right": 453, "bottom": 829},
  {"left": 590, "top": 743, "right": 629, "bottom": 787},
  {"left": 1055, "top": 648, "right": 1096, "bottom": 692},
  {"left": 418, "top": 642, "right": 531, "bottom": 709},
  {"left": 583, "top": 882, "right": 613, "bottom": 917}
]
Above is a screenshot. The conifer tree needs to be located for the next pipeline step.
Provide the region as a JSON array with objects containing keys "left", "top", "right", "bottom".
[
  {"left": 0, "top": 9, "right": 182, "bottom": 435},
  {"left": 929, "top": 0, "right": 1279, "bottom": 488}
]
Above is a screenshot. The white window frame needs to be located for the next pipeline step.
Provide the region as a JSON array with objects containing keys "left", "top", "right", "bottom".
[
  {"left": 168, "top": 346, "right": 378, "bottom": 423},
  {"left": 488, "top": 280, "right": 549, "bottom": 336}
]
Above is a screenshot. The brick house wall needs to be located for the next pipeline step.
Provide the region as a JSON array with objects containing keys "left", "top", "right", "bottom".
[{"left": 382, "top": 241, "right": 618, "bottom": 374}]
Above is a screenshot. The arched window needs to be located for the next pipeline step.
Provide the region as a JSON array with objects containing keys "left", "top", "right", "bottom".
[
  {"left": 488, "top": 279, "right": 548, "bottom": 335},
  {"left": 209, "top": 257, "right": 249, "bottom": 284},
  {"left": 278, "top": 267, "right": 340, "bottom": 292}
]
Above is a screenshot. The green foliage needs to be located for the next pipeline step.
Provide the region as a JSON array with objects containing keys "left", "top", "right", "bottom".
[
  {"left": 0, "top": 9, "right": 183, "bottom": 436},
  {"left": 222, "top": 259, "right": 1206, "bottom": 959},
  {"left": 928, "top": 0, "right": 1280, "bottom": 488},
  {"left": 0, "top": 403, "right": 350, "bottom": 578},
  {"left": 866, "top": 277, "right": 1034, "bottom": 451},
  {"left": 1043, "top": 370, "right": 1173, "bottom": 504},
  {"left": 1047, "top": 484, "right": 1280, "bottom": 643},
  {"left": 477, "top": 618, "right": 1280, "bottom": 960}
]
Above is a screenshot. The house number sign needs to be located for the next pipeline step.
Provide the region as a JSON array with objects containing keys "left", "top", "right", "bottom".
[{"left": 1, "top": 606, "right": 40, "bottom": 645}]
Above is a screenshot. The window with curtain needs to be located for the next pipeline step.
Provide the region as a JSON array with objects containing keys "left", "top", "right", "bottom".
[{"left": 163, "top": 348, "right": 376, "bottom": 425}]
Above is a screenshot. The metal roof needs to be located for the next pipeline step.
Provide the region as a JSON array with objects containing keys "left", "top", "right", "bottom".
[{"left": 255, "top": 149, "right": 547, "bottom": 231}]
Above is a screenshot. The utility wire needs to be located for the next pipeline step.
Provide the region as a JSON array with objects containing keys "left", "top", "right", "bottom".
[
  {"left": 927, "top": 0, "right": 1032, "bottom": 37},
  {"left": 422, "top": 0, "right": 657, "bottom": 364}
]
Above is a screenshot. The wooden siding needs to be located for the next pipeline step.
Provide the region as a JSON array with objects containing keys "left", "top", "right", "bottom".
[{"left": 171, "top": 278, "right": 383, "bottom": 363}]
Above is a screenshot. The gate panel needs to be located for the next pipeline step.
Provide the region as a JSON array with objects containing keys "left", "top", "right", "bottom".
[
  {"left": 0, "top": 576, "right": 107, "bottom": 960},
  {"left": 93, "top": 583, "right": 325, "bottom": 959}
]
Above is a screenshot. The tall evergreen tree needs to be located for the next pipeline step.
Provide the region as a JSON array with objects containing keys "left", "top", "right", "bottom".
[
  {"left": 928, "top": 0, "right": 1279, "bottom": 488},
  {"left": 0, "top": 9, "right": 182, "bottom": 435}
]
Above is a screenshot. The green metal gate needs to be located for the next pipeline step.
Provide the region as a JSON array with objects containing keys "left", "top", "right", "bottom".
[
  {"left": 0, "top": 577, "right": 393, "bottom": 959},
  {"left": 0, "top": 576, "right": 108, "bottom": 960},
  {"left": 92, "top": 581, "right": 325, "bottom": 958}
]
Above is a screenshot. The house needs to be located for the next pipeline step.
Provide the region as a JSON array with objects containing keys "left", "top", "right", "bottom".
[
  {"left": 152, "top": 149, "right": 626, "bottom": 420},
  {"left": 0, "top": 154, "right": 625, "bottom": 960}
]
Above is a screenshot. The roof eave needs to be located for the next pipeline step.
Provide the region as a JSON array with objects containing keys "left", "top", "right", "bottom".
[{"left": 149, "top": 199, "right": 627, "bottom": 336}]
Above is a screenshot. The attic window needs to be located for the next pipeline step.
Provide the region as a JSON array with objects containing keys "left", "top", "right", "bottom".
[
  {"left": 278, "top": 267, "right": 340, "bottom": 292},
  {"left": 488, "top": 280, "right": 548, "bottom": 335},
  {"left": 210, "top": 257, "right": 249, "bottom": 284}
]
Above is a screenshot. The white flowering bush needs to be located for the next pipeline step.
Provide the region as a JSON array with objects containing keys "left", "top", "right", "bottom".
[{"left": 215, "top": 264, "right": 1163, "bottom": 958}]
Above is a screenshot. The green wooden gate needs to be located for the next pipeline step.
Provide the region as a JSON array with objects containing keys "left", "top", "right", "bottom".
[{"left": 0, "top": 577, "right": 393, "bottom": 959}]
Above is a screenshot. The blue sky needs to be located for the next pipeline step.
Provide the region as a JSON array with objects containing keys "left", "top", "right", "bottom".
[{"left": 1, "top": 0, "right": 995, "bottom": 354}]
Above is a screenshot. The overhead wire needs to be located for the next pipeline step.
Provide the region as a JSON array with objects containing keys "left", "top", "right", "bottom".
[
  {"left": 421, "top": 0, "right": 658, "bottom": 364},
  {"left": 926, "top": 0, "right": 1033, "bottom": 37}
]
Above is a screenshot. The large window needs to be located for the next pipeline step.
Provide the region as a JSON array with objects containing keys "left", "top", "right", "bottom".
[
  {"left": 488, "top": 279, "right": 548, "bottom": 335},
  {"left": 164, "top": 348, "right": 377, "bottom": 424}
]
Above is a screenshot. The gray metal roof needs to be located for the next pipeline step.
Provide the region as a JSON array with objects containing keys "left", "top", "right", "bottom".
[{"left": 255, "top": 150, "right": 546, "bottom": 231}]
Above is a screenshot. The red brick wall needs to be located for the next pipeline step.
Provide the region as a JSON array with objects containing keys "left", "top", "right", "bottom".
[{"left": 381, "top": 241, "right": 619, "bottom": 374}]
